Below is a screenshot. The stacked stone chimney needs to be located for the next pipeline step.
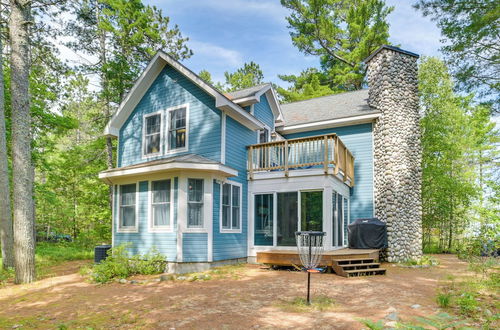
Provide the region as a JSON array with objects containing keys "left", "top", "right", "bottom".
[{"left": 366, "top": 45, "right": 422, "bottom": 262}]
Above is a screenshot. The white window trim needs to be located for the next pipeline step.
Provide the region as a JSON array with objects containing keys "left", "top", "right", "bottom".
[
  {"left": 148, "top": 179, "right": 174, "bottom": 233},
  {"left": 142, "top": 110, "right": 164, "bottom": 159},
  {"left": 220, "top": 180, "right": 243, "bottom": 233},
  {"left": 166, "top": 103, "right": 189, "bottom": 155},
  {"left": 257, "top": 124, "right": 271, "bottom": 143},
  {"left": 117, "top": 183, "right": 139, "bottom": 233}
]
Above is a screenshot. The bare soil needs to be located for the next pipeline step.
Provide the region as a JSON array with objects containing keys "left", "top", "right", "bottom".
[{"left": 0, "top": 255, "right": 478, "bottom": 329}]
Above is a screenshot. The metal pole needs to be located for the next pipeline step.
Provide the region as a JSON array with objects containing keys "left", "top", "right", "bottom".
[
  {"left": 307, "top": 236, "right": 312, "bottom": 305},
  {"left": 307, "top": 271, "right": 311, "bottom": 305}
]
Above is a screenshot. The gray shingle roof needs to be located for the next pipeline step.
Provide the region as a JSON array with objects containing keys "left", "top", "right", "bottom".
[
  {"left": 226, "top": 83, "right": 270, "bottom": 100},
  {"left": 280, "top": 89, "right": 379, "bottom": 126}
]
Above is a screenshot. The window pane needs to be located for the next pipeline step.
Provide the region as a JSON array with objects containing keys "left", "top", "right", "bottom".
[
  {"left": 146, "top": 134, "right": 160, "bottom": 154},
  {"left": 121, "top": 184, "right": 136, "bottom": 206},
  {"left": 146, "top": 114, "right": 161, "bottom": 134},
  {"left": 170, "top": 108, "right": 186, "bottom": 129},
  {"left": 169, "top": 109, "right": 186, "bottom": 149},
  {"left": 300, "top": 191, "right": 323, "bottom": 232},
  {"left": 232, "top": 206, "right": 240, "bottom": 229},
  {"left": 277, "top": 192, "right": 298, "bottom": 246},
  {"left": 255, "top": 194, "right": 273, "bottom": 245},
  {"left": 121, "top": 206, "right": 135, "bottom": 227},
  {"left": 222, "top": 184, "right": 230, "bottom": 205},
  {"left": 188, "top": 203, "right": 203, "bottom": 227},
  {"left": 337, "top": 194, "right": 343, "bottom": 246},
  {"left": 232, "top": 186, "right": 240, "bottom": 207},
  {"left": 153, "top": 204, "right": 170, "bottom": 226},
  {"left": 188, "top": 179, "right": 203, "bottom": 202},
  {"left": 152, "top": 180, "right": 170, "bottom": 203},
  {"left": 222, "top": 205, "right": 230, "bottom": 228}
]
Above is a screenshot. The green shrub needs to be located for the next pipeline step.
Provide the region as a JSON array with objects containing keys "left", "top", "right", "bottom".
[
  {"left": 437, "top": 291, "right": 452, "bottom": 308},
  {"left": 456, "top": 292, "right": 478, "bottom": 316},
  {"left": 89, "top": 244, "right": 166, "bottom": 283},
  {"left": 401, "top": 255, "right": 439, "bottom": 267}
]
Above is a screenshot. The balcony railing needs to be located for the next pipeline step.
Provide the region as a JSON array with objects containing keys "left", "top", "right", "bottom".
[{"left": 247, "top": 133, "right": 355, "bottom": 186}]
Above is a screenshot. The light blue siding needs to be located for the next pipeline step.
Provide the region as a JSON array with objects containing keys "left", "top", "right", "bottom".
[
  {"left": 182, "top": 233, "right": 208, "bottom": 262},
  {"left": 212, "top": 117, "right": 254, "bottom": 261},
  {"left": 118, "top": 65, "right": 221, "bottom": 167},
  {"left": 283, "top": 123, "right": 374, "bottom": 222},
  {"left": 254, "top": 95, "right": 274, "bottom": 130},
  {"left": 114, "top": 180, "right": 177, "bottom": 262}
]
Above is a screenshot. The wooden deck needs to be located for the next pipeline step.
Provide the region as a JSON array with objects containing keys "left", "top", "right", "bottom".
[{"left": 256, "top": 248, "right": 380, "bottom": 267}]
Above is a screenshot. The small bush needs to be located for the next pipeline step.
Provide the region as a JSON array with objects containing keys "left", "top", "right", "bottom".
[
  {"left": 401, "top": 255, "right": 439, "bottom": 267},
  {"left": 456, "top": 292, "right": 478, "bottom": 316},
  {"left": 89, "top": 244, "right": 166, "bottom": 283},
  {"left": 437, "top": 291, "right": 452, "bottom": 308}
]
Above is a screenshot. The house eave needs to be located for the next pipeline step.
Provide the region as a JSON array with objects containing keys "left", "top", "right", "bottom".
[
  {"left": 277, "top": 113, "right": 381, "bottom": 134},
  {"left": 99, "top": 161, "right": 238, "bottom": 185}
]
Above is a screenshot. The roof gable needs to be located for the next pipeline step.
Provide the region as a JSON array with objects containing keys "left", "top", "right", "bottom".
[{"left": 104, "top": 51, "right": 265, "bottom": 136}]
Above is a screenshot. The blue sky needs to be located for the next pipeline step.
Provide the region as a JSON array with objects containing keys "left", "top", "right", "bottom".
[{"left": 146, "top": 0, "right": 443, "bottom": 85}]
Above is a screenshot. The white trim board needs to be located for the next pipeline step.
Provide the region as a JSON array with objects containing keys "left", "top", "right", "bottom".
[
  {"left": 277, "top": 113, "right": 381, "bottom": 134},
  {"left": 104, "top": 51, "right": 265, "bottom": 137}
]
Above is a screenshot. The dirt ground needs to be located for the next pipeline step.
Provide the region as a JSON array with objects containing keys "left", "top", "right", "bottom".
[{"left": 0, "top": 255, "right": 478, "bottom": 329}]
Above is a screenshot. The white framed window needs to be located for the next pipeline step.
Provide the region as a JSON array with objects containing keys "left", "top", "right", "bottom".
[
  {"left": 221, "top": 181, "right": 242, "bottom": 233},
  {"left": 187, "top": 178, "right": 204, "bottom": 228},
  {"left": 167, "top": 104, "right": 188, "bottom": 152},
  {"left": 118, "top": 183, "right": 138, "bottom": 232},
  {"left": 258, "top": 127, "right": 269, "bottom": 143},
  {"left": 149, "top": 179, "right": 173, "bottom": 232},
  {"left": 143, "top": 111, "right": 163, "bottom": 157}
]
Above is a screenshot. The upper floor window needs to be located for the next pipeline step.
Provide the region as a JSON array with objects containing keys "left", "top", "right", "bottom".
[
  {"left": 169, "top": 107, "right": 187, "bottom": 150},
  {"left": 143, "top": 112, "right": 162, "bottom": 156},
  {"left": 118, "top": 183, "right": 137, "bottom": 231},
  {"left": 150, "top": 179, "right": 172, "bottom": 230},
  {"left": 259, "top": 128, "right": 269, "bottom": 143},
  {"left": 187, "top": 178, "right": 204, "bottom": 228},
  {"left": 221, "top": 182, "right": 241, "bottom": 232}
]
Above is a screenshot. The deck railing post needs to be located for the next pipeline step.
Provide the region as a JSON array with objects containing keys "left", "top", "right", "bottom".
[
  {"left": 323, "top": 135, "right": 328, "bottom": 174},
  {"left": 334, "top": 137, "right": 340, "bottom": 175},
  {"left": 248, "top": 146, "right": 254, "bottom": 180},
  {"left": 284, "top": 140, "right": 289, "bottom": 177}
]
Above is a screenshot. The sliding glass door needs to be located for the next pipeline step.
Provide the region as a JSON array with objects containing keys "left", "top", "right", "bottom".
[
  {"left": 332, "top": 192, "right": 350, "bottom": 247},
  {"left": 277, "top": 192, "right": 298, "bottom": 246}
]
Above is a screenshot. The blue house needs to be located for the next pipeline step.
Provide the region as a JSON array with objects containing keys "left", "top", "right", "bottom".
[{"left": 99, "top": 45, "right": 423, "bottom": 271}]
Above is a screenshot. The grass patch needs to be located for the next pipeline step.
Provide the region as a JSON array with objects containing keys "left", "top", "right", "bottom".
[
  {"left": 0, "top": 242, "right": 93, "bottom": 284},
  {"left": 276, "top": 295, "right": 336, "bottom": 313},
  {"left": 400, "top": 255, "right": 439, "bottom": 267}
]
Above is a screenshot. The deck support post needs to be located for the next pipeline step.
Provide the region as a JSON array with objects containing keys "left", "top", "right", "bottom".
[{"left": 323, "top": 135, "right": 328, "bottom": 174}]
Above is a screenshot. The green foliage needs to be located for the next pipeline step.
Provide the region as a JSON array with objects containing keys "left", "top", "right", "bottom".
[
  {"left": 414, "top": 0, "right": 500, "bottom": 110},
  {"left": 277, "top": 68, "right": 338, "bottom": 103},
  {"left": 419, "top": 56, "right": 499, "bottom": 253},
  {"left": 437, "top": 292, "right": 452, "bottom": 308},
  {"left": 222, "top": 62, "right": 264, "bottom": 92},
  {"left": 281, "top": 0, "right": 392, "bottom": 91},
  {"left": 455, "top": 292, "right": 478, "bottom": 316},
  {"left": 88, "top": 244, "right": 167, "bottom": 283},
  {"left": 198, "top": 69, "right": 214, "bottom": 85},
  {"left": 402, "top": 255, "right": 439, "bottom": 267},
  {"left": 360, "top": 319, "right": 385, "bottom": 330}
]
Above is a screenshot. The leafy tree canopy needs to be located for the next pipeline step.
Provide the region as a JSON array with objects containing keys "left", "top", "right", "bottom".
[
  {"left": 414, "top": 0, "right": 500, "bottom": 112},
  {"left": 276, "top": 68, "right": 337, "bottom": 102},
  {"left": 281, "top": 0, "right": 393, "bottom": 91},
  {"left": 223, "top": 61, "right": 264, "bottom": 92}
]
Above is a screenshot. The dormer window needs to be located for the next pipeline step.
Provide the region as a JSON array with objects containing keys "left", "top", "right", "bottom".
[
  {"left": 143, "top": 112, "right": 162, "bottom": 156},
  {"left": 168, "top": 107, "right": 187, "bottom": 150}
]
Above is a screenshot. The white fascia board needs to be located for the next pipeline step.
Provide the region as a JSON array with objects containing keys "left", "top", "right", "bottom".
[
  {"left": 231, "top": 96, "right": 259, "bottom": 106},
  {"left": 99, "top": 162, "right": 238, "bottom": 184},
  {"left": 104, "top": 51, "right": 265, "bottom": 137},
  {"left": 277, "top": 113, "right": 381, "bottom": 134},
  {"left": 264, "top": 88, "right": 283, "bottom": 120}
]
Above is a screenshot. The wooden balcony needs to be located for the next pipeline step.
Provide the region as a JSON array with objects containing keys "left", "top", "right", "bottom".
[{"left": 247, "top": 133, "right": 355, "bottom": 187}]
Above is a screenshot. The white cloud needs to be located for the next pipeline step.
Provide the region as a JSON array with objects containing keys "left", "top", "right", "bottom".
[{"left": 188, "top": 40, "right": 244, "bottom": 68}]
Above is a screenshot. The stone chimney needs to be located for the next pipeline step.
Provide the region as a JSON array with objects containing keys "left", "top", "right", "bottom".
[{"left": 365, "top": 45, "right": 422, "bottom": 262}]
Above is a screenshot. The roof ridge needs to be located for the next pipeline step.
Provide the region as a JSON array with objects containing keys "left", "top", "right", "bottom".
[{"left": 280, "top": 89, "right": 369, "bottom": 107}]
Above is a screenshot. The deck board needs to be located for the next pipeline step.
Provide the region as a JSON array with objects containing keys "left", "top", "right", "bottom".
[{"left": 256, "top": 248, "right": 380, "bottom": 266}]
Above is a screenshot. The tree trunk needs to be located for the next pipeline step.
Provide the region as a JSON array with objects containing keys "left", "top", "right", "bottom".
[
  {"left": 10, "top": 0, "right": 36, "bottom": 284},
  {"left": 0, "top": 23, "right": 14, "bottom": 270}
]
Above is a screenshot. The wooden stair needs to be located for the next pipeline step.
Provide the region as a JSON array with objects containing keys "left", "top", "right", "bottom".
[{"left": 332, "top": 258, "right": 386, "bottom": 277}]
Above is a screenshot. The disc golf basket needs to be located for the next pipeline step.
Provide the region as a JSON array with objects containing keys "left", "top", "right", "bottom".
[{"left": 295, "top": 231, "right": 326, "bottom": 304}]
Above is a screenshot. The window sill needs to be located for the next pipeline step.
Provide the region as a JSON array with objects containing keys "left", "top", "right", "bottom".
[
  {"left": 165, "top": 147, "right": 188, "bottom": 155},
  {"left": 116, "top": 228, "right": 139, "bottom": 233},
  {"left": 148, "top": 227, "right": 174, "bottom": 233},
  {"left": 220, "top": 229, "right": 242, "bottom": 234},
  {"left": 183, "top": 228, "right": 208, "bottom": 233}
]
